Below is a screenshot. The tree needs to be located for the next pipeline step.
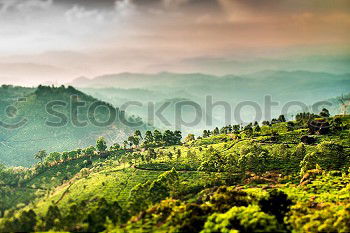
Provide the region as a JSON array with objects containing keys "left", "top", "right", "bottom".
[
  {"left": 163, "top": 130, "right": 175, "bottom": 146},
  {"left": 173, "top": 130, "right": 182, "bottom": 145},
  {"left": 144, "top": 131, "right": 154, "bottom": 144},
  {"left": 232, "top": 125, "right": 240, "bottom": 133},
  {"left": 258, "top": 189, "right": 293, "bottom": 223},
  {"left": 153, "top": 130, "right": 163, "bottom": 144},
  {"left": 46, "top": 152, "right": 61, "bottom": 164},
  {"left": 134, "top": 130, "right": 142, "bottom": 139},
  {"left": 271, "top": 118, "right": 279, "bottom": 124},
  {"left": 203, "top": 130, "right": 210, "bottom": 138},
  {"left": 213, "top": 127, "right": 220, "bottom": 135},
  {"left": 61, "top": 152, "right": 69, "bottom": 161},
  {"left": 123, "top": 141, "right": 128, "bottom": 149},
  {"left": 110, "top": 143, "right": 121, "bottom": 151},
  {"left": 185, "top": 134, "right": 195, "bottom": 143},
  {"left": 128, "top": 136, "right": 135, "bottom": 148},
  {"left": 96, "top": 137, "right": 107, "bottom": 152},
  {"left": 320, "top": 108, "right": 330, "bottom": 118},
  {"left": 243, "top": 124, "right": 253, "bottom": 137},
  {"left": 34, "top": 150, "right": 47, "bottom": 163},
  {"left": 295, "top": 112, "right": 318, "bottom": 127},
  {"left": 76, "top": 148, "right": 82, "bottom": 156},
  {"left": 227, "top": 125, "right": 233, "bottom": 133},
  {"left": 254, "top": 124, "right": 261, "bottom": 133},
  {"left": 84, "top": 146, "right": 96, "bottom": 157},
  {"left": 68, "top": 151, "right": 78, "bottom": 160},
  {"left": 278, "top": 115, "right": 286, "bottom": 122},
  {"left": 220, "top": 127, "right": 228, "bottom": 134},
  {"left": 198, "top": 149, "right": 227, "bottom": 172},
  {"left": 85, "top": 198, "right": 125, "bottom": 232},
  {"left": 244, "top": 123, "right": 253, "bottom": 131},
  {"left": 128, "top": 136, "right": 140, "bottom": 148},
  {"left": 262, "top": 121, "right": 270, "bottom": 126},
  {"left": 44, "top": 205, "right": 62, "bottom": 231},
  {"left": 18, "top": 209, "right": 37, "bottom": 232}
]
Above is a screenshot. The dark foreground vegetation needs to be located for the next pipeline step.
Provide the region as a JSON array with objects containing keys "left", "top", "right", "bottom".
[{"left": 0, "top": 109, "right": 349, "bottom": 232}]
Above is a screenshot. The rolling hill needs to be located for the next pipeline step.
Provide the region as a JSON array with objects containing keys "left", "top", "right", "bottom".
[
  {"left": 0, "top": 85, "right": 152, "bottom": 167},
  {"left": 0, "top": 114, "right": 349, "bottom": 232}
]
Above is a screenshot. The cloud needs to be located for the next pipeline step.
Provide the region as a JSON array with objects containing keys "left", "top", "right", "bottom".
[
  {"left": 162, "top": 0, "right": 188, "bottom": 8},
  {"left": 0, "top": 0, "right": 52, "bottom": 13},
  {"left": 218, "top": 0, "right": 350, "bottom": 15},
  {"left": 115, "top": 0, "right": 137, "bottom": 16},
  {"left": 64, "top": 0, "right": 138, "bottom": 23},
  {"left": 65, "top": 5, "right": 105, "bottom": 22},
  {"left": 0, "top": 0, "right": 349, "bottom": 83}
]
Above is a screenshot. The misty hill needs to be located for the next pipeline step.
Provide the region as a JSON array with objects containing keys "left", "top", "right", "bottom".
[
  {"left": 0, "top": 85, "right": 151, "bottom": 167},
  {"left": 171, "top": 54, "right": 350, "bottom": 75},
  {"left": 71, "top": 70, "right": 350, "bottom": 102},
  {"left": 73, "top": 71, "right": 350, "bottom": 133}
]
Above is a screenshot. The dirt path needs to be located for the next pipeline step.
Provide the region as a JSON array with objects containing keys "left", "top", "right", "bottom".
[
  {"left": 132, "top": 165, "right": 238, "bottom": 174},
  {"left": 55, "top": 182, "right": 73, "bottom": 204}
]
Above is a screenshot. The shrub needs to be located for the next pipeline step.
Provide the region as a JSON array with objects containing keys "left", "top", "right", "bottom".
[
  {"left": 300, "top": 141, "right": 347, "bottom": 173},
  {"left": 288, "top": 203, "right": 350, "bottom": 233},
  {"left": 202, "top": 205, "right": 283, "bottom": 233},
  {"left": 258, "top": 189, "right": 293, "bottom": 223}
]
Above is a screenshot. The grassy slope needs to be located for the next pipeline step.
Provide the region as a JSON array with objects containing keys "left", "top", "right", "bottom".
[
  {"left": 1, "top": 116, "right": 349, "bottom": 232},
  {"left": 27, "top": 164, "right": 218, "bottom": 217},
  {"left": 19, "top": 118, "right": 350, "bottom": 212}
]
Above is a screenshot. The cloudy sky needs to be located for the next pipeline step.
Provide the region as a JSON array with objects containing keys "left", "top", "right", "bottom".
[{"left": 0, "top": 0, "right": 349, "bottom": 85}]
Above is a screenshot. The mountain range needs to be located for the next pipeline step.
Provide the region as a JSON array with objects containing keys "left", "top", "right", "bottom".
[{"left": 70, "top": 70, "right": 350, "bottom": 133}]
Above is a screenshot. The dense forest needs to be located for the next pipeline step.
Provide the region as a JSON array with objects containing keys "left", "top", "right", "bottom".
[{"left": 0, "top": 108, "right": 349, "bottom": 232}]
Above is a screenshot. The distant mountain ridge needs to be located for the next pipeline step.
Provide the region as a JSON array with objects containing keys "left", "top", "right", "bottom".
[
  {"left": 70, "top": 70, "right": 350, "bottom": 93},
  {"left": 75, "top": 70, "right": 350, "bottom": 135},
  {"left": 72, "top": 70, "right": 350, "bottom": 107}
]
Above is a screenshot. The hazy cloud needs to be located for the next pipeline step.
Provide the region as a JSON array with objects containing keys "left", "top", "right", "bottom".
[
  {"left": 0, "top": 0, "right": 52, "bottom": 13},
  {"left": 115, "top": 0, "right": 136, "bottom": 16},
  {"left": 65, "top": 5, "right": 105, "bottom": 22},
  {"left": 0, "top": 0, "right": 349, "bottom": 85}
]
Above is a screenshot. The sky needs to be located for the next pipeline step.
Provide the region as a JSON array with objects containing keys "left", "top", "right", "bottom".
[{"left": 0, "top": 0, "right": 349, "bottom": 86}]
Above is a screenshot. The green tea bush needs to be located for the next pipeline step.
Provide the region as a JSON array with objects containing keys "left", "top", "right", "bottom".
[
  {"left": 202, "top": 205, "right": 283, "bottom": 233},
  {"left": 300, "top": 141, "right": 348, "bottom": 174},
  {"left": 288, "top": 203, "right": 350, "bottom": 233}
]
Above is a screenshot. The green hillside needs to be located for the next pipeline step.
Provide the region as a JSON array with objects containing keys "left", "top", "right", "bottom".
[
  {"left": 0, "top": 112, "right": 349, "bottom": 232},
  {"left": 0, "top": 85, "right": 151, "bottom": 167}
]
